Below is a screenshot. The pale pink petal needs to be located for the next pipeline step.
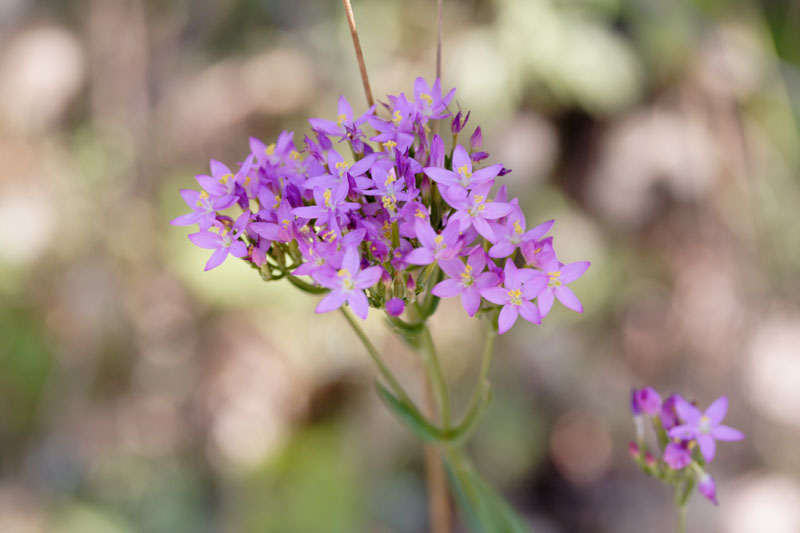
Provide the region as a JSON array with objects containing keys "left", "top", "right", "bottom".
[
  {"left": 525, "top": 219, "right": 554, "bottom": 241},
  {"left": 480, "top": 202, "right": 513, "bottom": 220},
  {"left": 555, "top": 285, "right": 583, "bottom": 313},
  {"left": 171, "top": 212, "right": 203, "bottom": 226},
  {"left": 497, "top": 305, "right": 518, "bottom": 334},
  {"left": 414, "top": 219, "right": 437, "bottom": 250},
  {"left": 470, "top": 165, "right": 502, "bottom": 185},
  {"left": 472, "top": 217, "right": 496, "bottom": 242},
  {"left": 466, "top": 249, "right": 486, "bottom": 272},
  {"left": 230, "top": 241, "right": 248, "bottom": 257},
  {"left": 668, "top": 424, "right": 695, "bottom": 440}
]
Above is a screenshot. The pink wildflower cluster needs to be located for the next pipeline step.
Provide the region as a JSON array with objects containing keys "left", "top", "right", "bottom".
[
  {"left": 629, "top": 387, "right": 745, "bottom": 505},
  {"left": 173, "top": 77, "right": 588, "bottom": 332}
]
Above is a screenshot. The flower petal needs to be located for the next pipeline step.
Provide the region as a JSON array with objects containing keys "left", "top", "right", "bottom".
[
  {"left": 316, "top": 291, "right": 348, "bottom": 314},
  {"left": 204, "top": 247, "right": 228, "bottom": 271},
  {"left": 347, "top": 290, "right": 369, "bottom": 319},
  {"left": 705, "top": 396, "right": 728, "bottom": 425},
  {"left": 188, "top": 232, "right": 222, "bottom": 249},
  {"left": 560, "top": 261, "right": 590, "bottom": 283},
  {"left": 554, "top": 285, "right": 583, "bottom": 313},
  {"left": 518, "top": 301, "right": 541, "bottom": 325},
  {"left": 432, "top": 278, "right": 463, "bottom": 298},
  {"left": 712, "top": 425, "right": 745, "bottom": 442},
  {"left": 698, "top": 434, "right": 717, "bottom": 463},
  {"left": 461, "top": 288, "right": 481, "bottom": 317},
  {"left": 497, "top": 305, "right": 518, "bottom": 334}
]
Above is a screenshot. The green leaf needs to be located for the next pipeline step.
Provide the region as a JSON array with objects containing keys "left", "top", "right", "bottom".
[
  {"left": 444, "top": 449, "right": 531, "bottom": 533},
  {"left": 374, "top": 381, "right": 491, "bottom": 446}
]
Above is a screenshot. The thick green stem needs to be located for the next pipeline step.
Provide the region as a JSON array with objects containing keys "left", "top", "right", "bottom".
[{"left": 339, "top": 308, "right": 412, "bottom": 405}]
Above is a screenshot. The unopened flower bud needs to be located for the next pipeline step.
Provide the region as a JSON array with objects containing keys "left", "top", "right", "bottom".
[
  {"left": 628, "top": 441, "right": 641, "bottom": 460},
  {"left": 386, "top": 298, "right": 405, "bottom": 317},
  {"left": 470, "top": 126, "right": 482, "bottom": 149},
  {"left": 697, "top": 471, "right": 718, "bottom": 505}
]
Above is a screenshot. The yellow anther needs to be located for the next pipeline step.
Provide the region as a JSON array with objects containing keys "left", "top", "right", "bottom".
[
  {"left": 244, "top": 176, "right": 252, "bottom": 187},
  {"left": 534, "top": 247, "right": 542, "bottom": 254},
  {"left": 383, "top": 140, "right": 397, "bottom": 151},
  {"left": 473, "top": 195, "right": 484, "bottom": 204},
  {"left": 420, "top": 93, "right": 433, "bottom": 106},
  {"left": 458, "top": 164, "right": 472, "bottom": 181},
  {"left": 265, "top": 143, "right": 276, "bottom": 156},
  {"left": 392, "top": 110, "right": 403, "bottom": 124},
  {"left": 508, "top": 289, "right": 523, "bottom": 306},
  {"left": 281, "top": 219, "right": 290, "bottom": 228},
  {"left": 547, "top": 271, "right": 562, "bottom": 288},
  {"left": 220, "top": 173, "right": 233, "bottom": 184},
  {"left": 382, "top": 196, "right": 397, "bottom": 212},
  {"left": 434, "top": 235, "right": 444, "bottom": 245},
  {"left": 337, "top": 268, "right": 355, "bottom": 290},
  {"left": 384, "top": 171, "right": 397, "bottom": 186},
  {"left": 322, "top": 230, "right": 336, "bottom": 241},
  {"left": 415, "top": 209, "right": 426, "bottom": 219},
  {"left": 337, "top": 268, "right": 350, "bottom": 278},
  {"left": 513, "top": 220, "right": 523, "bottom": 234},
  {"left": 323, "top": 189, "right": 332, "bottom": 208},
  {"left": 335, "top": 161, "right": 349, "bottom": 173},
  {"left": 273, "top": 194, "right": 281, "bottom": 209},
  {"left": 337, "top": 114, "right": 347, "bottom": 127},
  {"left": 199, "top": 191, "right": 210, "bottom": 200},
  {"left": 477, "top": 204, "right": 486, "bottom": 212},
  {"left": 289, "top": 150, "right": 301, "bottom": 160},
  {"left": 460, "top": 264, "right": 474, "bottom": 286}
]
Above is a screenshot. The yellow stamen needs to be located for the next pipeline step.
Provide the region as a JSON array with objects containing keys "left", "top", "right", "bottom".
[
  {"left": 420, "top": 93, "right": 433, "bottom": 106},
  {"left": 460, "top": 264, "right": 474, "bottom": 286},
  {"left": 415, "top": 209, "right": 426, "bottom": 219},
  {"left": 273, "top": 194, "right": 281, "bottom": 209},
  {"left": 513, "top": 220, "right": 523, "bottom": 234},
  {"left": 323, "top": 189, "right": 332, "bottom": 208},
  {"left": 392, "top": 110, "right": 403, "bottom": 124},
  {"left": 434, "top": 235, "right": 444, "bottom": 245},
  {"left": 335, "top": 161, "right": 349, "bottom": 174},
  {"left": 508, "top": 289, "right": 522, "bottom": 306},
  {"left": 220, "top": 173, "right": 232, "bottom": 184},
  {"left": 547, "top": 271, "right": 562, "bottom": 288},
  {"left": 289, "top": 150, "right": 301, "bottom": 160},
  {"left": 337, "top": 114, "right": 347, "bottom": 127},
  {"left": 265, "top": 143, "right": 276, "bottom": 156},
  {"left": 383, "top": 140, "right": 397, "bottom": 151},
  {"left": 199, "top": 191, "right": 210, "bottom": 200}
]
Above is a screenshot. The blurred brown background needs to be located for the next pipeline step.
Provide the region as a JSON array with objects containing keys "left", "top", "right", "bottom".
[{"left": 1, "top": 0, "right": 799, "bottom": 531}]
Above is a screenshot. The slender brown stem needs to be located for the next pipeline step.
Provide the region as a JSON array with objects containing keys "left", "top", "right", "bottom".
[
  {"left": 342, "top": 0, "right": 374, "bottom": 107},
  {"left": 422, "top": 370, "right": 451, "bottom": 533}
]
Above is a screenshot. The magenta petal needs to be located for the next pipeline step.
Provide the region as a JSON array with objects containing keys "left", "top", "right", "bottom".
[
  {"left": 538, "top": 289, "right": 554, "bottom": 317},
  {"left": 488, "top": 240, "right": 515, "bottom": 259},
  {"left": 675, "top": 399, "right": 702, "bottom": 425},
  {"left": 423, "top": 167, "right": 457, "bottom": 186},
  {"left": 522, "top": 275, "right": 548, "bottom": 300},
  {"left": 438, "top": 258, "right": 465, "bottom": 278},
  {"left": 712, "top": 425, "right": 745, "bottom": 441},
  {"left": 347, "top": 290, "right": 369, "bottom": 319},
  {"left": 497, "top": 305, "right": 518, "bottom": 334},
  {"left": 480, "top": 202, "right": 513, "bottom": 220},
  {"left": 355, "top": 266, "right": 382, "bottom": 289},
  {"left": 461, "top": 288, "right": 481, "bottom": 317},
  {"left": 189, "top": 232, "right": 222, "bottom": 249},
  {"left": 342, "top": 246, "right": 360, "bottom": 274},
  {"left": 472, "top": 217, "right": 495, "bottom": 242},
  {"left": 668, "top": 424, "right": 695, "bottom": 440},
  {"left": 663, "top": 443, "right": 691, "bottom": 470},
  {"left": 316, "top": 291, "right": 348, "bottom": 314},
  {"left": 705, "top": 396, "right": 728, "bottom": 425},
  {"left": 554, "top": 285, "right": 583, "bottom": 313},
  {"left": 481, "top": 287, "right": 508, "bottom": 305},
  {"left": 560, "top": 261, "right": 590, "bottom": 283},
  {"left": 452, "top": 145, "right": 471, "bottom": 175},
  {"left": 432, "top": 279, "right": 462, "bottom": 298},
  {"left": 171, "top": 212, "right": 203, "bottom": 226},
  {"left": 405, "top": 248, "right": 435, "bottom": 265},
  {"left": 518, "top": 301, "right": 541, "bottom": 325},
  {"left": 204, "top": 247, "right": 228, "bottom": 271},
  {"left": 698, "top": 434, "right": 716, "bottom": 462},
  {"left": 230, "top": 241, "right": 248, "bottom": 257},
  {"left": 698, "top": 473, "right": 718, "bottom": 505}
]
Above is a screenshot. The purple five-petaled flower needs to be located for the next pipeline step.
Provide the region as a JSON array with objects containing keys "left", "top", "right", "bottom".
[
  {"left": 668, "top": 396, "right": 745, "bottom": 463},
  {"left": 188, "top": 212, "right": 249, "bottom": 271},
  {"left": 405, "top": 219, "right": 461, "bottom": 265},
  {"left": 314, "top": 246, "right": 383, "bottom": 319},
  {"left": 481, "top": 259, "right": 547, "bottom": 334},
  {"left": 432, "top": 249, "right": 499, "bottom": 317},
  {"left": 536, "top": 255, "right": 590, "bottom": 317}
]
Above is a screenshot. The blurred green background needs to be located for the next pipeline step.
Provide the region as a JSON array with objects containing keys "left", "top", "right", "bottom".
[{"left": 1, "top": 0, "right": 799, "bottom": 531}]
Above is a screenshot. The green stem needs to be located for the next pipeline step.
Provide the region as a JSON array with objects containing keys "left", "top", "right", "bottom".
[
  {"left": 674, "top": 482, "right": 689, "bottom": 533},
  {"left": 419, "top": 320, "right": 451, "bottom": 429},
  {"left": 339, "top": 308, "right": 412, "bottom": 405},
  {"left": 459, "top": 324, "right": 495, "bottom": 422}
]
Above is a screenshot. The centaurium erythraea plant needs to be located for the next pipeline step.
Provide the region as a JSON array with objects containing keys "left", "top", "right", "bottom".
[
  {"left": 172, "top": 77, "right": 589, "bottom": 334},
  {"left": 628, "top": 387, "right": 745, "bottom": 532}
]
